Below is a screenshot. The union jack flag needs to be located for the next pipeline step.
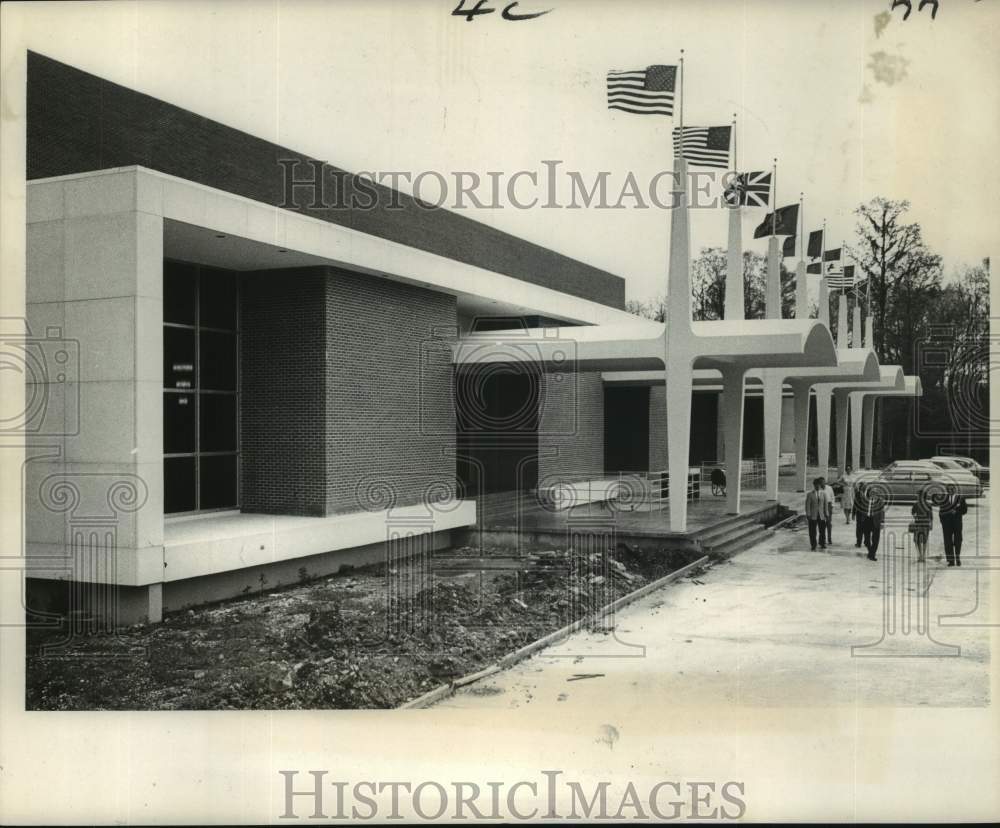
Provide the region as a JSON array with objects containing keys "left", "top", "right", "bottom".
[{"left": 723, "top": 171, "right": 772, "bottom": 208}]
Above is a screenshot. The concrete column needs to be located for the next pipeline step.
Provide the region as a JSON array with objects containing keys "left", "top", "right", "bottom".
[
  {"left": 766, "top": 236, "right": 781, "bottom": 319},
  {"left": 25, "top": 169, "right": 165, "bottom": 600},
  {"left": 834, "top": 389, "right": 850, "bottom": 479},
  {"left": 666, "top": 157, "right": 692, "bottom": 337},
  {"left": 762, "top": 373, "right": 783, "bottom": 501},
  {"left": 850, "top": 392, "right": 864, "bottom": 472},
  {"left": 725, "top": 206, "right": 744, "bottom": 320},
  {"left": 865, "top": 316, "right": 874, "bottom": 349},
  {"left": 715, "top": 391, "right": 725, "bottom": 461},
  {"left": 791, "top": 383, "right": 811, "bottom": 492},
  {"left": 815, "top": 386, "right": 832, "bottom": 477},
  {"left": 795, "top": 259, "right": 808, "bottom": 318},
  {"left": 818, "top": 278, "right": 830, "bottom": 327},
  {"left": 863, "top": 396, "right": 876, "bottom": 468},
  {"left": 837, "top": 293, "right": 848, "bottom": 349},
  {"left": 853, "top": 305, "right": 863, "bottom": 349},
  {"left": 720, "top": 369, "right": 746, "bottom": 515},
  {"left": 663, "top": 155, "right": 694, "bottom": 532},
  {"left": 665, "top": 361, "right": 694, "bottom": 532}
]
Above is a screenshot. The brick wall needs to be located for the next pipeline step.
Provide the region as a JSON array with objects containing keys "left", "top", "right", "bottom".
[
  {"left": 240, "top": 271, "right": 328, "bottom": 515},
  {"left": 27, "top": 51, "right": 626, "bottom": 310},
  {"left": 240, "top": 266, "right": 457, "bottom": 517},
  {"left": 321, "top": 269, "right": 456, "bottom": 514},
  {"left": 537, "top": 372, "right": 604, "bottom": 484}
]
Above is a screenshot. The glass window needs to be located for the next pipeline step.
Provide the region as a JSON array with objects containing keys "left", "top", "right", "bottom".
[
  {"left": 200, "top": 393, "right": 237, "bottom": 453},
  {"left": 163, "top": 260, "right": 239, "bottom": 514},
  {"left": 164, "top": 457, "right": 196, "bottom": 513},
  {"left": 164, "top": 327, "right": 196, "bottom": 390},
  {"left": 200, "top": 268, "right": 238, "bottom": 330},
  {"left": 200, "top": 330, "right": 237, "bottom": 391},
  {"left": 163, "top": 261, "right": 197, "bottom": 325},
  {"left": 199, "top": 455, "right": 238, "bottom": 510},
  {"left": 163, "top": 392, "right": 196, "bottom": 454}
]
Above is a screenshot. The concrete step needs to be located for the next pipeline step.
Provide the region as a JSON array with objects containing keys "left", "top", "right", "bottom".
[
  {"left": 699, "top": 520, "right": 765, "bottom": 549},
  {"left": 695, "top": 513, "right": 763, "bottom": 543},
  {"left": 702, "top": 525, "right": 773, "bottom": 559}
]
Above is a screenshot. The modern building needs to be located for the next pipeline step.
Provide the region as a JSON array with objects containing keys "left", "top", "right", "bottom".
[{"left": 21, "top": 52, "right": 917, "bottom": 626}]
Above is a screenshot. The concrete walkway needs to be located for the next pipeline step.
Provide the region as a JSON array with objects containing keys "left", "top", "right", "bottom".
[{"left": 436, "top": 502, "right": 991, "bottom": 709}]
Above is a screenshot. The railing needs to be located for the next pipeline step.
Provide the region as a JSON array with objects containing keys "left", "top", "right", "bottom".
[
  {"left": 700, "top": 458, "right": 766, "bottom": 491},
  {"left": 535, "top": 469, "right": 701, "bottom": 513}
]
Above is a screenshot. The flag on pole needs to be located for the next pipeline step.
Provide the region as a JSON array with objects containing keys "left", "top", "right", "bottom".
[
  {"left": 723, "top": 171, "right": 771, "bottom": 208},
  {"left": 806, "top": 262, "right": 823, "bottom": 274},
  {"left": 672, "top": 126, "right": 732, "bottom": 168},
  {"left": 782, "top": 235, "right": 797, "bottom": 257},
  {"left": 753, "top": 203, "right": 799, "bottom": 238},
  {"left": 827, "top": 265, "right": 855, "bottom": 290},
  {"left": 824, "top": 248, "right": 842, "bottom": 262},
  {"left": 607, "top": 66, "right": 677, "bottom": 116},
  {"left": 807, "top": 230, "right": 823, "bottom": 259}
]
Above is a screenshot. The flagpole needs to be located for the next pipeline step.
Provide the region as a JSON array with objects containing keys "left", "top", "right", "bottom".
[
  {"left": 732, "top": 112, "right": 737, "bottom": 172},
  {"left": 679, "top": 50, "right": 684, "bottom": 133},
  {"left": 798, "top": 192, "right": 804, "bottom": 259},
  {"left": 771, "top": 157, "right": 778, "bottom": 237}
]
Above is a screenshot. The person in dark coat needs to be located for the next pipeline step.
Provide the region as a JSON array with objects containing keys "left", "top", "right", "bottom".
[
  {"left": 856, "top": 482, "right": 885, "bottom": 562},
  {"left": 853, "top": 481, "right": 867, "bottom": 548},
  {"left": 938, "top": 483, "right": 968, "bottom": 566}
]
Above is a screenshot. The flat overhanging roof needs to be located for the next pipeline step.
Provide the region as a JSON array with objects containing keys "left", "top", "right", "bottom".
[
  {"left": 29, "top": 167, "right": 639, "bottom": 330},
  {"left": 854, "top": 375, "right": 923, "bottom": 398},
  {"left": 818, "top": 365, "right": 906, "bottom": 393},
  {"left": 600, "top": 348, "right": 877, "bottom": 390},
  {"left": 453, "top": 317, "right": 837, "bottom": 372}
]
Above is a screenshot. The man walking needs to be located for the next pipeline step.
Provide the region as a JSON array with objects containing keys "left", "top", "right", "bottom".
[
  {"left": 805, "top": 477, "right": 828, "bottom": 551},
  {"left": 819, "top": 476, "right": 836, "bottom": 544},
  {"left": 856, "top": 483, "right": 885, "bottom": 562},
  {"left": 939, "top": 483, "right": 968, "bottom": 567},
  {"left": 853, "top": 481, "right": 866, "bottom": 548}
]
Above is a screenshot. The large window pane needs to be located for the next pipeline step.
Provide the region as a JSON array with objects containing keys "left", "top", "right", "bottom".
[
  {"left": 164, "top": 327, "right": 196, "bottom": 390},
  {"left": 165, "top": 457, "right": 196, "bottom": 514},
  {"left": 200, "top": 268, "right": 238, "bottom": 330},
  {"left": 200, "top": 330, "right": 237, "bottom": 391},
  {"left": 200, "top": 393, "right": 237, "bottom": 452},
  {"left": 164, "top": 261, "right": 197, "bottom": 325},
  {"left": 200, "top": 455, "right": 237, "bottom": 510},
  {"left": 164, "top": 392, "right": 196, "bottom": 454}
]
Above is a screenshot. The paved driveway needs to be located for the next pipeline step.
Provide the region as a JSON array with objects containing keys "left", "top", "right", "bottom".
[{"left": 435, "top": 502, "right": 991, "bottom": 709}]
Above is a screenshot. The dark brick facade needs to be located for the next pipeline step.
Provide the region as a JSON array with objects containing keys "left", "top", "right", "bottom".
[
  {"left": 27, "top": 51, "right": 626, "bottom": 310},
  {"left": 240, "top": 266, "right": 457, "bottom": 517},
  {"left": 537, "top": 371, "right": 605, "bottom": 484},
  {"left": 240, "top": 271, "right": 328, "bottom": 515}
]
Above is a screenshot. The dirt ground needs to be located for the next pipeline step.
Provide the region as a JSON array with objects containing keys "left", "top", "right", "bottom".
[{"left": 26, "top": 544, "right": 702, "bottom": 710}]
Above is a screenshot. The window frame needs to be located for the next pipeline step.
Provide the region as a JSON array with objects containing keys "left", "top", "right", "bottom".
[{"left": 163, "top": 259, "right": 241, "bottom": 516}]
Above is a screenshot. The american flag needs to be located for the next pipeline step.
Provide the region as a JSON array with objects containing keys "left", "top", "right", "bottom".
[
  {"left": 607, "top": 65, "right": 676, "bottom": 116},
  {"left": 827, "top": 265, "right": 865, "bottom": 291},
  {"left": 673, "top": 126, "right": 732, "bottom": 169},
  {"left": 723, "top": 171, "right": 772, "bottom": 208}
]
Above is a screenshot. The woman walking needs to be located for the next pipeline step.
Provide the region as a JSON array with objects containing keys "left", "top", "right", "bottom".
[{"left": 910, "top": 486, "right": 933, "bottom": 563}]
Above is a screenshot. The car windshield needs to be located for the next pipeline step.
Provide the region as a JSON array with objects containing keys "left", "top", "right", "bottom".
[{"left": 933, "top": 459, "right": 962, "bottom": 469}]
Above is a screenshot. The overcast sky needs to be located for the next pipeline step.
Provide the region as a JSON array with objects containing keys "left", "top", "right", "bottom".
[{"left": 10, "top": 0, "right": 999, "bottom": 304}]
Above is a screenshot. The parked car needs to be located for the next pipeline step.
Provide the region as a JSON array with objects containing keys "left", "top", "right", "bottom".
[
  {"left": 932, "top": 455, "right": 989, "bottom": 486},
  {"left": 839, "top": 461, "right": 982, "bottom": 505},
  {"left": 884, "top": 460, "right": 982, "bottom": 500}
]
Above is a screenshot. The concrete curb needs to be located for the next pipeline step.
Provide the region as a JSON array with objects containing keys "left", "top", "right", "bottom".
[{"left": 398, "top": 555, "right": 709, "bottom": 709}]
